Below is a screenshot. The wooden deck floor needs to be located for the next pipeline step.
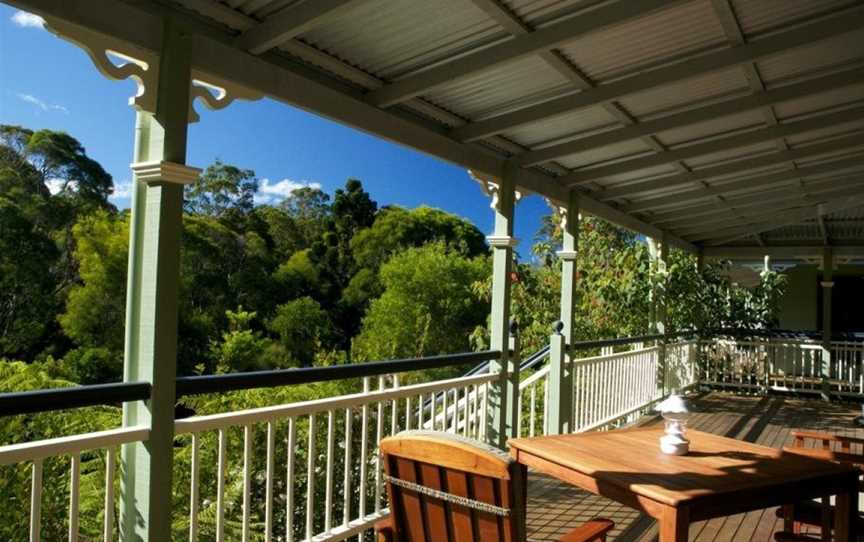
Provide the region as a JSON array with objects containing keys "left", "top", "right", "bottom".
[{"left": 525, "top": 392, "right": 863, "bottom": 542}]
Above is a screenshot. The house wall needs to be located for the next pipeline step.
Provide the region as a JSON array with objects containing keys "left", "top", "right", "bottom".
[{"left": 779, "top": 265, "right": 818, "bottom": 331}]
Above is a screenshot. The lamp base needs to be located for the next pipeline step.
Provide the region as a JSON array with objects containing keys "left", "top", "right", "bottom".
[{"left": 660, "top": 434, "right": 690, "bottom": 455}]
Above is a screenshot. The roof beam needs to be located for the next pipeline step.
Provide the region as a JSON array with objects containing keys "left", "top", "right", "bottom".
[
  {"left": 468, "top": 0, "right": 682, "bottom": 168},
  {"left": 510, "top": 67, "right": 863, "bottom": 167},
  {"left": 450, "top": 7, "right": 864, "bottom": 142},
  {"left": 672, "top": 183, "right": 864, "bottom": 236},
  {"left": 234, "top": 0, "right": 362, "bottom": 55},
  {"left": 11, "top": 0, "right": 697, "bottom": 253},
  {"left": 704, "top": 246, "right": 864, "bottom": 259},
  {"left": 365, "top": 0, "right": 685, "bottom": 107},
  {"left": 597, "top": 131, "right": 864, "bottom": 201},
  {"left": 710, "top": 0, "right": 788, "bottom": 153},
  {"left": 562, "top": 104, "right": 864, "bottom": 185},
  {"left": 652, "top": 175, "right": 864, "bottom": 225},
  {"left": 624, "top": 154, "right": 864, "bottom": 213},
  {"left": 696, "top": 196, "right": 864, "bottom": 245}
]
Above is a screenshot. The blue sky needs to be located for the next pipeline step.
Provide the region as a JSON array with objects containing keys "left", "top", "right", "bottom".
[{"left": 0, "top": 5, "right": 550, "bottom": 252}]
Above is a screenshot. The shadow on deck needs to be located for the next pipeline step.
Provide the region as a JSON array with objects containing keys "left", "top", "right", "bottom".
[{"left": 525, "top": 392, "right": 862, "bottom": 542}]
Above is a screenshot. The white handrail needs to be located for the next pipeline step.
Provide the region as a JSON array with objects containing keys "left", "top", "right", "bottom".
[
  {"left": 0, "top": 425, "right": 149, "bottom": 465},
  {"left": 175, "top": 372, "right": 496, "bottom": 434}
]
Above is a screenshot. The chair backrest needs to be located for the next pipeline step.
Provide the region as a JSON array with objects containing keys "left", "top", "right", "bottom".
[{"left": 379, "top": 431, "right": 526, "bottom": 542}]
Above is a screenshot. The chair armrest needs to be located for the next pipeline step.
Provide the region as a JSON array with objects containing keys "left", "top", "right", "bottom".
[
  {"left": 782, "top": 446, "right": 864, "bottom": 467},
  {"left": 375, "top": 517, "right": 395, "bottom": 542},
  {"left": 560, "top": 518, "right": 614, "bottom": 542}
]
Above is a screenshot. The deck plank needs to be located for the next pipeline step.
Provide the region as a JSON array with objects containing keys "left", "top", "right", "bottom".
[{"left": 525, "top": 392, "right": 861, "bottom": 542}]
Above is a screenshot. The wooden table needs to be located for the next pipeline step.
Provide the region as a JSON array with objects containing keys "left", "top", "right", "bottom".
[{"left": 509, "top": 428, "right": 859, "bottom": 542}]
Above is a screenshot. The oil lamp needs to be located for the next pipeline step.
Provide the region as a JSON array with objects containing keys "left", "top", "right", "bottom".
[{"left": 656, "top": 393, "right": 691, "bottom": 455}]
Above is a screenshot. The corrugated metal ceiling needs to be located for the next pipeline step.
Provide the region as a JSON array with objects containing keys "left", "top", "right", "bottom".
[{"left": 164, "top": 0, "right": 864, "bottom": 248}]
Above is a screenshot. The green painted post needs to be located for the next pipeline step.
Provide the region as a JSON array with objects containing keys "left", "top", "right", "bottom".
[
  {"left": 821, "top": 247, "right": 834, "bottom": 401},
  {"left": 546, "top": 322, "right": 569, "bottom": 435},
  {"left": 120, "top": 18, "right": 198, "bottom": 542},
  {"left": 556, "top": 191, "right": 579, "bottom": 434},
  {"left": 507, "top": 320, "right": 521, "bottom": 440},
  {"left": 649, "top": 234, "right": 669, "bottom": 395},
  {"left": 483, "top": 169, "right": 517, "bottom": 449}
]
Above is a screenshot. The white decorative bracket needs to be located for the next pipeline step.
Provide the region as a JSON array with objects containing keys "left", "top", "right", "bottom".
[
  {"left": 543, "top": 197, "right": 582, "bottom": 232},
  {"left": 44, "top": 17, "right": 262, "bottom": 122},
  {"left": 188, "top": 76, "right": 263, "bottom": 123},
  {"left": 45, "top": 17, "right": 159, "bottom": 112},
  {"left": 131, "top": 161, "right": 202, "bottom": 185},
  {"left": 468, "top": 170, "right": 522, "bottom": 212}
]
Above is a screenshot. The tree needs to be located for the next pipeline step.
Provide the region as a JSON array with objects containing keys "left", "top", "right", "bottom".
[
  {"left": 353, "top": 243, "right": 487, "bottom": 361},
  {"left": 184, "top": 160, "right": 258, "bottom": 222},
  {"left": 209, "top": 307, "right": 271, "bottom": 373},
  {"left": 0, "top": 198, "right": 58, "bottom": 358},
  {"left": 0, "top": 125, "right": 113, "bottom": 206},
  {"left": 58, "top": 210, "right": 129, "bottom": 358},
  {"left": 268, "top": 297, "right": 331, "bottom": 367},
  {"left": 278, "top": 186, "right": 331, "bottom": 249}
]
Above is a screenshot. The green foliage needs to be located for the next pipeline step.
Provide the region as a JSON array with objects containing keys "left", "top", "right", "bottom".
[
  {"left": 268, "top": 297, "right": 331, "bottom": 367},
  {"left": 354, "top": 243, "right": 487, "bottom": 361},
  {"left": 0, "top": 198, "right": 58, "bottom": 358},
  {"left": 59, "top": 209, "right": 129, "bottom": 356},
  {"left": 210, "top": 308, "right": 272, "bottom": 373},
  {"left": 185, "top": 160, "right": 258, "bottom": 223}
]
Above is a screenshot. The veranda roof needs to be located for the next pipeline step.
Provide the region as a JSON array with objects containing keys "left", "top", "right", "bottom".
[{"left": 11, "top": 0, "right": 864, "bottom": 256}]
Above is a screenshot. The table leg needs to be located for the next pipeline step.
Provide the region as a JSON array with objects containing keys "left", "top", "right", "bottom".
[
  {"left": 835, "top": 483, "right": 858, "bottom": 542},
  {"left": 660, "top": 505, "right": 690, "bottom": 542}
]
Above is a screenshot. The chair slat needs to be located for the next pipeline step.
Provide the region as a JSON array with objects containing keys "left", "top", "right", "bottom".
[
  {"left": 418, "top": 463, "right": 449, "bottom": 540},
  {"left": 472, "top": 474, "right": 502, "bottom": 541},
  {"left": 394, "top": 457, "right": 427, "bottom": 542},
  {"left": 444, "top": 469, "right": 475, "bottom": 542}
]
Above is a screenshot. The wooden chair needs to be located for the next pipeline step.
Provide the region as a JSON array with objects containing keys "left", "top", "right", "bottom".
[
  {"left": 774, "top": 430, "right": 864, "bottom": 542},
  {"left": 375, "top": 431, "right": 614, "bottom": 542}
]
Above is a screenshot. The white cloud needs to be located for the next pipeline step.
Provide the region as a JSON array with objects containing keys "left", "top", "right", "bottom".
[
  {"left": 255, "top": 178, "right": 322, "bottom": 205},
  {"left": 109, "top": 179, "right": 133, "bottom": 205},
  {"left": 10, "top": 11, "right": 44, "bottom": 29},
  {"left": 45, "top": 178, "right": 76, "bottom": 195},
  {"left": 17, "top": 93, "right": 68, "bottom": 114}
]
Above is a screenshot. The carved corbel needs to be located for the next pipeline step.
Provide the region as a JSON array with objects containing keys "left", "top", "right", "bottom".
[
  {"left": 188, "top": 74, "right": 263, "bottom": 123},
  {"left": 44, "top": 17, "right": 159, "bottom": 112},
  {"left": 43, "top": 17, "right": 263, "bottom": 122},
  {"left": 468, "top": 170, "right": 522, "bottom": 213}
]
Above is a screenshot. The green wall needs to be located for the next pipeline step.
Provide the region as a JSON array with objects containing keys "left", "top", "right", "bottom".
[{"left": 779, "top": 264, "right": 818, "bottom": 331}]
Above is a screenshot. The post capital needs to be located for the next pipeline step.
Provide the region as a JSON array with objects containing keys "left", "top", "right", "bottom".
[
  {"left": 820, "top": 281, "right": 835, "bottom": 288},
  {"left": 556, "top": 250, "right": 578, "bottom": 261},
  {"left": 486, "top": 235, "right": 519, "bottom": 248},
  {"left": 131, "top": 161, "right": 201, "bottom": 185}
]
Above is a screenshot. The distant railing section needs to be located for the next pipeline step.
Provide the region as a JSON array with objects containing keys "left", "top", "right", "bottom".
[
  {"left": 516, "top": 333, "right": 699, "bottom": 438},
  {"left": 699, "top": 337, "right": 864, "bottom": 397}
]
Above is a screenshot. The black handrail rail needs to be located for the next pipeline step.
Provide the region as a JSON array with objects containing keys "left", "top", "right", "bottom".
[
  {"left": 0, "top": 351, "right": 499, "bottom": 417},
  {"left": 569, "top": 331, "right": 695, "bottom": 351},
  {"left": 176, "top": 350, "right": 498, "bottom": 397},
  {"left": 0, "top": 381, "right": 151, "bottom": 417}
]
